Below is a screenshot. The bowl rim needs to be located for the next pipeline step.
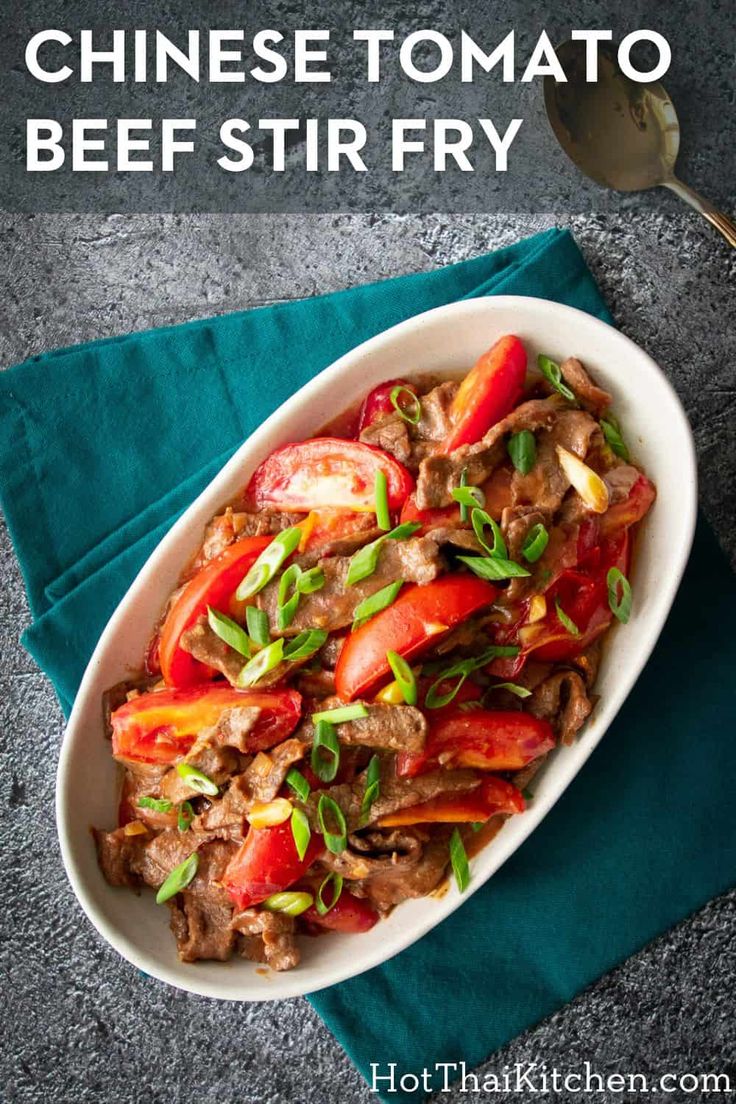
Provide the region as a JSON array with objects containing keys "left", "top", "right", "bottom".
[{"left": 56, "top": 294, "right": 698, "bottom": 1002}]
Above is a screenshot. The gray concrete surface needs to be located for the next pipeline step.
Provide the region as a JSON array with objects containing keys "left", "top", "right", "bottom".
[{"left": 0, "top": 211, "right": 735, "bottom": 1103}]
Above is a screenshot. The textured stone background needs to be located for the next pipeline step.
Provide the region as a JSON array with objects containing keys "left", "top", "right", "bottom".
[{"left": 1, "top": 210, "right": 735, "bottom": 1103}]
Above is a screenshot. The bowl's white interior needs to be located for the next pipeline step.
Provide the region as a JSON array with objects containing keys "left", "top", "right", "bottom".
[{"left": 57, "top": 296, "right": 697, "bottom": 1002}]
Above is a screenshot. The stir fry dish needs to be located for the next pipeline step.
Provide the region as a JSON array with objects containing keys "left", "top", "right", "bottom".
[{"left": 95, "top": 336, "right": 655, "bottom": 971}]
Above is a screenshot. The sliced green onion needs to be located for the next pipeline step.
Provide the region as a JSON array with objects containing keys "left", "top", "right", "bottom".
[
  {"left": 449, "top": 828, "right": 470, "bottom": 893},
  {"left": 352, "top": 580, "right": 403, "bottom": 630},
  {"left": 155, "top": 853, "right": 199, "bottom": 904},
  {"left": 311, "top": 703, "right": 369, "bottom": 725},
  {"left": 457, "top": 468, "right": 468, "bottom": 523},
  {"left": 235, "top": 527, "right": 302, "bottom": 600},
  {"left": 507, "top": 430, "right": 536, "bottom": 475},
  {"left": 311, "top": 720, "right": 341, "bottom": 783},
  {"left": 315, "top": 871, "right": 344, "bottom": 915},
  {"left": 246, "top": 605, "right": 270, "bottom": 646},
  {"left": 374, "top": 470, "right": 391, "bottom": 532},
  {"left": 298, "top": 566, "right": 325, "bottom": 594},
  {"left": 277, "top": 563, "right": 303, "bottom": 630},
  {"left": 600, "top": 416, "right": 630, "bottom": 461},
  {"left": 346, "top": 522, "right": 421, "bottom": 585},
  {"left": 607, "top": 566, "right": 632, "bottom": 624},
  {"left": 457, "top": 554, "right": 531, "bottom": 581},
  {"left": 263, "top": 891, "right": 313, "bottom": 917},
  {"left": 424, "top": 646, "right": 520, "bottom": 709},
  {"left": 390, "top": 385, "right": 422, "bottom": 426},
  {"left": 537, "top": 354, "right": 576, "bottom": 402},
  {"left": 360, "top": 754, "right": 381, "bottom": 824},
  {"left": 177, "top": 801, "right": 194, "bottom": 832},
  {"left": 175, "top": 763, "right": 219, "bottom": 797},
  {"left": 137, "top": 796, "right": 173, "bottom": 813},
  {"left": 555, "top": 599, "right": 580, "bottom": 636},
  {"left": 386, "top": 650, "right": 417, "bottom": 705},
  {"left": 235, "top": 637, "right": 284, "bottom": 687},
  {"left": 470, "top": 507, "right": 506, "bottom": 559},
  {"left": 285, "top": 768, "right": 311, "bottom": 802},
  {"left": 317, "top": 793, "right": 348, "bottom": 854},
  {"left": 207, "top": 606, "right": 250, "bottom": 656},
  {"left": 488, "top": 681, "right": 532, "bottom": 699},
  {"left": 283, "top": 628, "right": 328, "bottom": 662},
  {"left": 521, "top": 523, "right": 549, "bottom": 563},
  {"left": 291, "top": 806, "right": 311, "bottom": 861},
  {"left": 452, "top": 478, "right": 485, "bottom": 525}
]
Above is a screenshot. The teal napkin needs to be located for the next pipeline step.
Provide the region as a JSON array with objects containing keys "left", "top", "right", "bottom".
[{"left": 1, "top": 228, "right": 733, "bottom": 1099}]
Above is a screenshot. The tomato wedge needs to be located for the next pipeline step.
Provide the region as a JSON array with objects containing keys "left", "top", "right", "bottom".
[
  {"left": 245, "top": 438, "right": 414, "bottom": 513},
  {"left": 222, "top": 820, "right": 324, "bottom": 910},
  {"left": 334, "top": 574, "right": 498, "bottom": 701},
  {"left": 443, "top": 335, "right": 527, "bottom": 451},
  {"left": 377, "top": 776, "right": 525, "bottom": 826},
  {"left": 397, "top": 709, "right": 555, "bottom": 777},
  {"left": 111, "top": 685, "right": 302, "bottom": 765},
  {"left": 158, "top": 535, "right": 272, "bottom": 687},
  {"left": 357, "top": 379, "right": 417, "bottom": 433}
]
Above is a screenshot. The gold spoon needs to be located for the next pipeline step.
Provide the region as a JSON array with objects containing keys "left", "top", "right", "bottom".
[{"left": 544, "top": 40, "right": 736, "bottom": 248}]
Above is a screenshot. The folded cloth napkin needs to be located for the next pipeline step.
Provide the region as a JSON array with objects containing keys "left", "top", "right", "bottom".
[{"left": 1, "top": 228, "right": 733, "bottom": 1100}]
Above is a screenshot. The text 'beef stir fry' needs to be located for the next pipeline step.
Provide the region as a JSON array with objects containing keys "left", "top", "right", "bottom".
[{"left": 95, "top": 336, "right": 655, "bottom": 971}]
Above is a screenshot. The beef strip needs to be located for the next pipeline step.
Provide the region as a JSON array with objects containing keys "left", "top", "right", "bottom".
[
  {"left": 256, "top": 536, "right": 444, "bottom": 635},
  {"left": 193, "top": 507, "right": 301, "bottom": 567},
  {"left": 94, "top": 825, "right": 149, "bottom": 887},
  {"left": 169, "top": 894, "right": 236, "bottom": 962},
  {"left": 511, "top": 409, "right": 602, "bottom": 512},
  {"left": 529, "top": 670, "right": 593, "bottom": 745},
  {"left": 359, "top": 380, "right": 459, "bottom": 471},
  {"left": 355, "top": 831, "right": 452, "bottom": 912},
  {"left": 415, "top": 397, "right": 564, "bottom": 509},
  {"left": 501, "top": 506, "right": 549, "bottom": 602},
  {"left": 319, "top": 828, "right": 424, "bottom": 880},
  {"left": 295, "top": 519, "right": 383, "bottom": 569},
  {"left": 195, "top": 739, "right": 307, "bottom": 839},
  {"left": 159, "top": 745, "right": 241, "bottom": 804},
  {"left": 232, "top": 909, "right": 300, "bottom": 971},
  {"left": 558, "top": 357, "right": 611, "bottom": 417},
  {"left": 571, "top": 639, "right": 603, "bottom": 687},
  {"left": 359, "top": 416, "right": 413, "bottom": 466},
  {"left": 604, "top": 463, "right": 644, "bottom": 503},
  {"left": 296, "top": 702, "right": 427, "bottom": 754},
  {"left": 179, "top": 618, "right": 244, "bottom": 683}
]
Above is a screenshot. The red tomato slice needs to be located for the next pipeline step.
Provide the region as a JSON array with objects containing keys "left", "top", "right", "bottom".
[
  {"left": 245, "top": 438, "right": 414, "bottom": 513},
  {"left": 110, "top": 685, "right": 302, "bottom": 765},
  {"left": 399, "top": 492, "right": 462, "bottom": 535},
  {"left": 297, "top": 508, "right": 376, "bottom": 554},
  {"left": 358, "top": 379, "right": 417, "bottom": 434},
  {"left": 443, "top": 335, "right": 527, "bottom": 451},
  {"left": 300, "top": 881, "right": 380, "bottom": 933},
  {"left": 377, "top": 776, "right": 525, "bottom": 826},
  {"left": 158, "top": 536, "right": 272, "bottom": 687},
  {"left": 334, "top": 574, "right": 498, "bottom": 701},
  {"left": 222, "top": 820, "right": 324, "bottom": 910},
  {"left": 397, "top": 709, "right": 555, "bottom": 777}
]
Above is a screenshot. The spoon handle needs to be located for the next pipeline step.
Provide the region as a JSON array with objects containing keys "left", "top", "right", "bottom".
[{"left": 664, "top": 178, "right": 736, "bottom": 248}]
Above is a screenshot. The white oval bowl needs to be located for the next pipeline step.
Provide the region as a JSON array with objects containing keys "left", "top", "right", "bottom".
[{"left": 57, "top": 296, "right": 697, "bottom": 1002}]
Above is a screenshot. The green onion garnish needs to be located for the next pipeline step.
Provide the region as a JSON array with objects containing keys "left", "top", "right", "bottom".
[
  {"left": 452, "top": 476, "right": 485, "bottom": 524},
  {"left": 360, "top": 754, "right": 381, "bottom": 824},
  {"left": 317, "top": 793, "right": 348, "bottom": 854},
  {"left": 488, "top": 681, "right": 532, "bottom": 699},
  {"left": 346, "top": 522, "right": 421, "bottom": 586},
  {"left": 206, "top": 606, "right": 251, "bottom": 656},
  {"left": 390, "top": 385, "right": 422, "bottom": 425},
  {"left": 424, "top": 646, "right": 520, "bottom": 709},
  {"left": 352, "top": 580, "right": 403, "bottom": 630},
  {"left": 291, "top": 806, "right": 311, "bottom": 861},
  {"left": 607, "top": 566, "right": 632, "bottom": 623},
  {"left": 263, "top": 891, "right": 313, "bottom": 917},
  {"left": 286, "top": 768, "right": 311, "bottom": 802},
  {"left": 386, "top": 650, "right": 417, "bottom": 705},
  {"left": 283, "top": 628, "right": 328, "bottom": 662},
  {"left": 600, "top": 416, "right": 630, "bottom": 461},
  {"left": 521, "top": 523, "right": 549, "bottom": 563},
  {"left": 449, "top": 828, "right": 470, "bottom": 893},
  {"left": 137, "top": 796, "right": 173, "bottom": 813},
  {"left": 374, "top": 470, "right": 391, "bottom": 532},
  {"left": 298, "top": 566, "right": 326, "bottom": 594},
  {"left": 155, "top": 853, "right": 199, "bottom": 904},
  {"left": 522, "top": 789, "right": 534, "bottom": 802},
  {"left": 235, "top": 637, "right": 284, "bottom": 687},
  {"left": 175, "top": 763, "right": 219, "bottom": 797},
  {"left": 177, "top": 801, "right": 194, "bottom": 832},
  {"left": 277, "top": 563, "right": 304, "bottom": 630},
  {"left": 316, "top": 871, "right": 344, "bottom": 915},
  {"left": 470, "top": 507, "right": 506, "bottom": 559},
  {"left": 246, "top": 605, "right": 270, "bottom": 646},
  {"left": 311, "top": 720, "right": 341, "bottom": 783},
  {"left": 507, "top": 429, "right": 536, "bottom": 475},
  {"left": 555, "top": 599, "right": 580, "bottom": 636},
  {"left": 457, "top": 554, "right": 531, "bottom": 581},
  {"left": 537, "top": 354, "right": 576, "bottom": 402},
  {"left": 311, "top": 703, "right": 369, "bottom": 725},
  {"left": 235, "top": 527, "right": 302, "bottom": 601}
]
